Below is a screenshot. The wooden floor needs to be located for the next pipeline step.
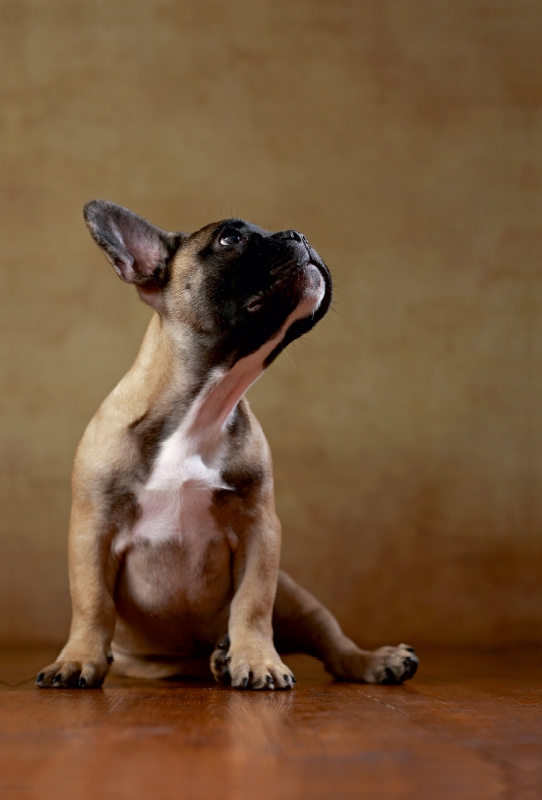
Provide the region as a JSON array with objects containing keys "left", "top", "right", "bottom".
[{"left": 1, "top": 646, "right": 541, "bottom": 799}]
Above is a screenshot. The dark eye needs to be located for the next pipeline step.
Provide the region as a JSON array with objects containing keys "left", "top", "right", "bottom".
[{"left": 219, "top": 231, "right": 244, "bottom": 246}]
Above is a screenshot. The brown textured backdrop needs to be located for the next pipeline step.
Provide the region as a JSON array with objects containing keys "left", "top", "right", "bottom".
[{"left": 1, "top": 0, "right": 539, "bottom": 646}]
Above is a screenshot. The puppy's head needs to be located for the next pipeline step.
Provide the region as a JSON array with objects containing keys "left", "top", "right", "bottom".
[{"left": 84, "top": 200, "right": 332, "bottom": 369}]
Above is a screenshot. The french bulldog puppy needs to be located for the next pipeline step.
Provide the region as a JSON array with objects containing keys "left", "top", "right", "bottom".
[{"left": 37, "top": 201, "right": 418, "bottom": 690}]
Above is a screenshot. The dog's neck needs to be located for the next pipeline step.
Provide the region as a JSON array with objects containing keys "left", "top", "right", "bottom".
[
  {"left": 161, "top": 328, "right": 278, "bottom": 461},
  {"left": 132, "top": 279, "right": 324, "bottom": 457},
  {"left": 180, "top": 288, "right": 325, "bottom": 439}
]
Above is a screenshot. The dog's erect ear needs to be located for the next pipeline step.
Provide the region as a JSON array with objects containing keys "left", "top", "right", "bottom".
[{"left": 83, "top": 200, "right": 182, "bottom": 287}]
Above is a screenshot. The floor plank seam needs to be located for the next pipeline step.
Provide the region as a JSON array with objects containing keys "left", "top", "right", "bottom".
[{"left": 359, "top": 692, "right": 411, "bottom": 719}]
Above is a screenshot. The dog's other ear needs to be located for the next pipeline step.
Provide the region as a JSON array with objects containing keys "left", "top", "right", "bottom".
[{"left": 83, "top": 200, "right": 182, "bottom": 288}]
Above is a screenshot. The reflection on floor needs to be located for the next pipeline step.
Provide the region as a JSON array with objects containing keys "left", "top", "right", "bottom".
[{"left": 1, "top": 645, "right": 541, "bottom": 799}]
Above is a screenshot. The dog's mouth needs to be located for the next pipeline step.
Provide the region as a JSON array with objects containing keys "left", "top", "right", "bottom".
[
  {"left": 241, "top": 254, "right": 331, "bottom": 370},
  {"left": 244, "top": 259, "right": 327, "bottom": 318}
]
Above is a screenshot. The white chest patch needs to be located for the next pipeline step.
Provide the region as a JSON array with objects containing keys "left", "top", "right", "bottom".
[{"left": 129, "top": 427, "right": 229, "bottom": 547}]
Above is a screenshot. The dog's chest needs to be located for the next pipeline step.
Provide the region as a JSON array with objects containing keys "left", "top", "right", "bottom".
[{"left": 129, "top": 424, "right": 229, "bottom": 546}]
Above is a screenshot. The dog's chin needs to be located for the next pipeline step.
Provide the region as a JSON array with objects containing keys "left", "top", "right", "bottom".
[{"left": 290, "top": 262, "right": 326, "bottom": 323}]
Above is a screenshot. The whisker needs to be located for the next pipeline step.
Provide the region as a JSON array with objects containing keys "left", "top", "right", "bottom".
[{"left": 281, "top": 343, "right": 296, "bottom": 367}]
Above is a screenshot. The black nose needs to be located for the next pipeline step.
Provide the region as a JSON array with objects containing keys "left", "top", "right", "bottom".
[{"left": 275, "top": 229, "right": 303, "bottom": 243}]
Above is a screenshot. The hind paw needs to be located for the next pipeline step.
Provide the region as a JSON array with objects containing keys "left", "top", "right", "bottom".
[
  {"left": 210, "top": 635, "right": 232, "bottom": 685},
  {"left": 364, "top": 644, "right": 419, "bottom": 684}
]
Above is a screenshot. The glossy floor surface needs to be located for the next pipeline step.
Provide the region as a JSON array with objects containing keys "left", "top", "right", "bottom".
[{"left": 1, "top": 646, "right": 541, "bottom": 799}]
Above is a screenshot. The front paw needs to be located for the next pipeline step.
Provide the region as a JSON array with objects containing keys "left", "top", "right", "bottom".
[
  {"left": 210, "top": 635, "right": 296, "bottom": 691},
  {"left": 36, "top": 653, "right": 113, "bottom": 689},
  {"left": 364, "top": 643, "right": 419, "bottom": 685}
]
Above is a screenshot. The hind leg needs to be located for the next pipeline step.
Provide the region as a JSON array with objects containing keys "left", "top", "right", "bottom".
[{"left": 272, "top": 571, "right": 418, "bottom": 684}]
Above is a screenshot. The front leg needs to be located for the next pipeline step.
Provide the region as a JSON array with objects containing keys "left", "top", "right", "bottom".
[
  {"left": 36, "top": 498, "right": 119, "bottom": 689},
  {"left": 212, "top": 506, "right": 295, "bottom": 691}
]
